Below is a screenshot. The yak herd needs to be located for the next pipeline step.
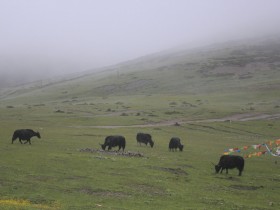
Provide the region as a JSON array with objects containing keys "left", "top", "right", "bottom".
[{"left": 11, "top": 129, "right": 245, "bottom": 176}]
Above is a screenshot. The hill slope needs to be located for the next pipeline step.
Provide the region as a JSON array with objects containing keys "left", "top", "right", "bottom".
[{"left": 1, "top": 36, "right": 280, "bottom": 122}]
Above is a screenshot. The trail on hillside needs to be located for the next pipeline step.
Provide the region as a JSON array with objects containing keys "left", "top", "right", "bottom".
[{"left": 71, "top": 113, "right": 280, "bottom": 129}]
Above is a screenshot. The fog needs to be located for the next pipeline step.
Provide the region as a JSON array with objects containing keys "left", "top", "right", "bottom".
[{"left": 1, "top": 0, "right": 280, "bottom": 86}]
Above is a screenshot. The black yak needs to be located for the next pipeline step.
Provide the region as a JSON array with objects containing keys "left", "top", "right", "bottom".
[
  {"left": 12, "top": 129, "right": 41, "bottom": 144},
  {"left": 214, "top": 155, "right": 245, "bottom": 176},
  {"left": 100, "top": 135, "right": 126, "bottom": 151},
  {"left": 169, "top": 137, "right": 184, "bottom": 151},
  {"left": 136, "top": 133, "right": 154, "bottom": 148}
]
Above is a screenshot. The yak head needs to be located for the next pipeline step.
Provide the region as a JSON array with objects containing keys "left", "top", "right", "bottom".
[
  {"left": 215, "top": 164, "right": 221, "bottom": 173},
  {"left": 100, "top": 143, "right": 106, "bottom": 150},
  {"left": 36, "top": 132, "right": 41, "bottom": 139},
  {"left": 179, "top": 144, "right": 184, "bottom": 151},
  {"left": 149, "top": 140, "right": 154, "bottom": 148}
]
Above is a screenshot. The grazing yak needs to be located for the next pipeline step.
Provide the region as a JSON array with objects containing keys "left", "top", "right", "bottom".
[
  {"left": 214, "top": 155, "right": 245, "bottom": 176},
  {"left": 100, "top": 135, "right": 126, "bottom": 151},
  {"left": 136, "top": 133, "right": 154, "bottom": 148},
  {"left": 169, "top": 137, "right": 184, "bottom": 151},
  {"left": 12, "top": 129, "right": 41, "bottom": 144}
]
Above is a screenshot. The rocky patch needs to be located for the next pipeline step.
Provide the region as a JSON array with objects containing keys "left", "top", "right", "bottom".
[{"left": 79, "top": 148, "right": 144, "bottom": 157}]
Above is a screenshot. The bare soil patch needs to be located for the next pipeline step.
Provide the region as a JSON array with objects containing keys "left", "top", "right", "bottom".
[
  {"left": 131, "top": 184, "right": 167, "bottom": 196},
  {"left": 229, "top": 185, "right": 264, "bottom": 191},
  {"left": 150, "top": 166, "right": 188, "bottom": 175},
  {"left": 215, "top": 176, "right": 240, "bottom": 182},
  {"left": 78, "top": 187, "right": 128, "bottom": 198}
]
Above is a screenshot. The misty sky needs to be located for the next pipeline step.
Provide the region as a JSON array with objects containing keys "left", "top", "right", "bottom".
[{"left": 1, "top": 0, "right": 280, "bottom": 81}]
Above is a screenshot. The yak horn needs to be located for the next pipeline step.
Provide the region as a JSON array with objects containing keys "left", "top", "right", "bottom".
[{"left": 211, "top": 162, "right": 216, "bottom": 166}]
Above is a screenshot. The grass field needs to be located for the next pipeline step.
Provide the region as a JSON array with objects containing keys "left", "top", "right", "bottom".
[
  {"left": 1, "top": 94, "right": 280, "bottom": 210},
  {"left": 1, "top": 39, "right": 280, "bottom": 209}
]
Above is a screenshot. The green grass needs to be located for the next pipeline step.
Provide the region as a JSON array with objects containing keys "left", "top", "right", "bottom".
[{"left": 1, "top": 101, "right": 280, "bottom": 209}]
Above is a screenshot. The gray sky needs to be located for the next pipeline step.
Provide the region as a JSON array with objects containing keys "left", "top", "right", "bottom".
[{"left": 1, "top": 0, "right": 280, "bottom": 81}]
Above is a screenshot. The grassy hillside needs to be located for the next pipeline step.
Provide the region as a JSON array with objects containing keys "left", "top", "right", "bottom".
[
  {"left": 1, "top": 37, "right": 280, "bottom": 123},
  {"left": 2, "top": 38, "right": 280, "bottom": 97},
  {"left": 0, "top": 37, "right": 280, "bottom": 209}
]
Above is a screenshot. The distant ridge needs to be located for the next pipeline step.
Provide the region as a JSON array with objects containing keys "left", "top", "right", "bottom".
[{"left": 1, "top": 35, "right": 280, "bottom": 102}]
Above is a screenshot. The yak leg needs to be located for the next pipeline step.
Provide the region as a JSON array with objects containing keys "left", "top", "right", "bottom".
[
  {"left": 226, "top": 168, "right": 228, "bottom": 174},
  {"left": 220, "top": 168, "right": 224, "bottom": 174},
  {"left": 19, "top": 138, "right": 23, "bottom": 144},
  {"left": 23, "top": 139, "right": 31, "bottom": 144}
]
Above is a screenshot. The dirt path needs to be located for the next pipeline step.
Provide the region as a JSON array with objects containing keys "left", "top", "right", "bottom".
[
  {"left": 71, "top": 113, "right": 280, "bottom": 129},
  {"left": 197, "top": 113, "right": 280, "bottom": 122}
]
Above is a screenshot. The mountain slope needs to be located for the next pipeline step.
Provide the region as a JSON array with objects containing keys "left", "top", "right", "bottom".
[{"left": 1, "top": 36, "right": 280, "bottom": 103}]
